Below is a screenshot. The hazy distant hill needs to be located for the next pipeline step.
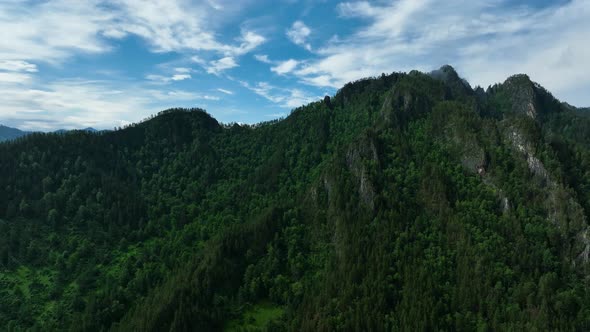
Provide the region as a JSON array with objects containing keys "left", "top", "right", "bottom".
[
  {"left": 0, "top": 125, "right": 29, "bottom": 142},
  {"left": 53, "top": 127, "right": 98, "bottom": 134},
  {"left": 2, "top": 66, "right": 590, "bottom": 331},
  {"left": 0, "top": 126, "right": 101, "bottom": 142}
]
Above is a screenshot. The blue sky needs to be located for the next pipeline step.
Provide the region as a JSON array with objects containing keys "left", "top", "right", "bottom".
[{"left": 0, "top": 0, "right": 588, "bottom": 131}]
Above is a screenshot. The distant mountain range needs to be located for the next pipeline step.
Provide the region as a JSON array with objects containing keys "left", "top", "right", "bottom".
[
  {"left": 0, "top": 125, "right": 99, "bottom": 142},
  {"left": 53, "top": 127, "right": 98, "bottom": 134},
  {"left": 0, "top": 125, "right": 29, "bottom": 142}
]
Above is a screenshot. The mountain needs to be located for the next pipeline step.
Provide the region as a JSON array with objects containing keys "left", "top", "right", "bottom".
[
  {"left": 53, "top": 127, "right": 99, "bottom": 134},
  {"left": 0, "top": 126, "right": 101, "bottom": 143},
  {"left": 0, "top": 125, "right": 29, "bottom": 142},
  {"left": 1, "top": 66, "right": 590, "bottom": 331}
]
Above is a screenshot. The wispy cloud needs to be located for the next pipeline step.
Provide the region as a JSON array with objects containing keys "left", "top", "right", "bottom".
[
  {"left": 171, "top": 74, "right": 191, "bottom": 81},
  {"left": 217, "top": 88, "right": 234, "bottom": 95},
  {"left": 0, "top": 78, "right": 221, "bottom": 131},
  {"left": 240, "top": 81, "right": 318, "bottom": 109},
  {"left": 174, "top": 67, "right": 192, "bottom": 73},
  {"left": 146, "top": 73, "right": 191, "bottom": 83},
  {"left": 0, "top": 60, "right": 38, "bottom": 73},
  {"left": 271, "top": 59, "right": 299, "bottom": 75},
  {"left": 206, "top": 57, "right": 239, "bottom": 75},
  {"left": 0, "top": 0, "right": 269, "bottom": 129},
  {"left": 254, "top": 54, "right": 272, "bottom": 64},
  {"left": 283, "top": 0, "right": 590, "bottom": 107},
  {"left": 0, "top": 1, "right": 265, "bottom": 63},
  {"left": 266, "top": 112, "right": 286, "bottom": 118},
  {"left": 0, "top": 1, "right": 113, "bottom": 63},
  {"left": 0, "top": 72, "right": 33, "bottom": 84},
  {"left": 286, "top": 21, "right": 312, "bottom": 51}
]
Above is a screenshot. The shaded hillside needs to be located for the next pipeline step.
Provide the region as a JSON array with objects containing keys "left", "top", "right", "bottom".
[
  {"left": 1, "top": 67, "right": 590, "bottom": 331},
  {"left": 0, "top": 125, "right": 29, "bottom": 142}
]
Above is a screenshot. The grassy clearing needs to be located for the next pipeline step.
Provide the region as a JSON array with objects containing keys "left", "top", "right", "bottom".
[{"left": 225, "top": 302, "right": 284, "bottom": 331}]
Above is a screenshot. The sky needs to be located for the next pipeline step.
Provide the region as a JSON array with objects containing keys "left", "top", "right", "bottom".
[{"left": 0, "top": 0, "right": 588, "bottom": 131}]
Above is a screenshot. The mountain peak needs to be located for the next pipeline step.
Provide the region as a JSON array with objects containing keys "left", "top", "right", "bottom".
[
  {"left": 429, "top": 65, "right": 459, "bottom": 81},
  {"left": 503, "top": 73, "right": 534, "bottom": 87},
  {"left": 439, "top": 64, "right": 458, "bottom": 74},
  {"left": 429, "top": 64, "right": 473, "bottom": 97},
  {"left": 496, "top": 74, "right": 561, "bottom": 120}
]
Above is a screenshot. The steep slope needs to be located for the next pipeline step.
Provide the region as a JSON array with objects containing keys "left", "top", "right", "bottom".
[{"left": 1, "top": 68, "right": 590, "bottom": 331}]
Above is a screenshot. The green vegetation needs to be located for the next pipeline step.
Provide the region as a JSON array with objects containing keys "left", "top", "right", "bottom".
[
  {"left": 225, "top": 302, "right": 284, "bottom": 332},
  {"left": 1, "top": 66, "right": 590, "bottom": 331}
]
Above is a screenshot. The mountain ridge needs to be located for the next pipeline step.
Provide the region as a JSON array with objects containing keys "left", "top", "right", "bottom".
[
  {"left": 1, "top": 66, "right": 590, "bottom": 331},
  {"left": 0, "top": 125, "right": 101, "bottom": 142},
  {"left": 0, "top": 125, "right": 29, "bottom": 142}
]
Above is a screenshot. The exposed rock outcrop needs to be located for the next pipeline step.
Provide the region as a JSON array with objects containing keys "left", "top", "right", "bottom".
[
  {"left": 323, "top": 95, "right": 333, "bottom": 110},
  {"left": 502, "top": 74, "right": 540, "bottom": 119},
  {"left": 345, "top": 134, "right": 379, "bottom": 211},
  {"left": 505, "top": 125, "right": 590, "bottom": 265}
]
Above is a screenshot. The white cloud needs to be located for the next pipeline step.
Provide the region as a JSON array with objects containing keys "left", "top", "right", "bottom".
[
  {"left": 266, "top": 112, "right": 286, "bottom": 118},
  {"left": 207, "top": 57, "right": 238, "bottom": 75},
  {"left": 206, "top": 0, "right": 224, "bottom": 11},
  {"left": 0, "top": 1, "right": 114, "bottom": 63},
  {"left": 0, "top": 72, "right": 32, "bottom": 84},
  {"left": 283, "top": 89, "right": 318, "bottom": 108},
  {"left": 0, "top": 60, "right": 38, "bottom": 73},
  {"left": 0, "top": 1, "right": 265, "bottom": 63},
  {"left": 291, "top": 0, "right": 590, "bottom": 107},
  {"left": 254, "top": 55, "right": 303, "bottom": 77},
  {"left": 191, "top": 56, "right": 207, "bottom": 66},
  {"left": 0, "top": 0, "right": 266, "bottom": 130},
  {"left": 174, "top": 67, "right": 192, "bottom": 73},
  {"left": 171, "top": 74, "right": 191, "bottom": 81},
  {"left": 102, "top": 28, "right": 127, "bottom": 39},
  {"left": 153, "top": 89, "right": 219, "bottom": 101},
  {"left": 107, "top": 1, "right": 227, "bottom": 54},
  {"left": 240, "top": 81, "right": 318, "bottom": 109},
  {"left": 271, "top": 59, "right": 299, "bottom": 75},
  {"left": 146, "top": 74, "right": 167, "bottom": 82},
  {"left": 0, "top": 79, "right": 220, "bottom": 131},
  {"left": 217, "top": 88, "right": 234, "bottom": 95},
  {"left": 146, "top": 73, "right": 191, "bottom": 83},
  {"left": 0, "top": 80, "right": 150, "bottom": 130},
  {"left": 232, "top": 30, "right": 266, "bottom": 56},
  {"left": 286, "top": 21, "right": 312, "bottom": 51},
  {"left": 254, "top": 54, "right": 272, "bottom": 64}
]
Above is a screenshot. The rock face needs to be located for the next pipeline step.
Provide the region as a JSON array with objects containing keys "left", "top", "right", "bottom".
[
  {"left": 501, "top": 74, "right": 540, "bottom": 119},
  {"left": 323, "top": 96, "right": 333, "bottom": 110},
  {"left": 507, "top": 128, "right": 551, "bottom": 181},
  {"left": 505, "top": 125, "right": 590, "bottom": 265},
  {"left": 345, "top": 134, "right": 379, "bottom": 211}
]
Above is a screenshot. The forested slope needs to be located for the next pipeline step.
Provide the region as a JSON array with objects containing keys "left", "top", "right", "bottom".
[{"left": 1, "top": 66, "right": 590, "bottom": 331}]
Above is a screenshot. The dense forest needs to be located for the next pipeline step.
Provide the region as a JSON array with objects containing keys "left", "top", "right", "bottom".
[{"left": 1, "top": 65, "right": 590, "bottom": 331}]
